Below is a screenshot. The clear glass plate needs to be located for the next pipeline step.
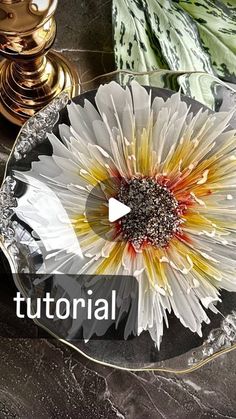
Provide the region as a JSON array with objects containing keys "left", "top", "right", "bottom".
[{"left": 1, "top": 69, "right": 236, "bottom": 373}]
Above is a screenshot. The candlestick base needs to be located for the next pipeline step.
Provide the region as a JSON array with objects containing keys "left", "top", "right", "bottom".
[{"left": 0, "top": 51, "right": 79, "bottom": 126}]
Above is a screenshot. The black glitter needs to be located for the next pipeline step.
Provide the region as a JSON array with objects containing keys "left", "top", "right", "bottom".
[{"left": 117, "top": 177, "right": 182, "bottom": 249}]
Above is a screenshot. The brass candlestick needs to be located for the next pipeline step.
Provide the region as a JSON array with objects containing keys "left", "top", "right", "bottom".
[{"left": 0, "top": 0, "right": 79, "bottom": 126}]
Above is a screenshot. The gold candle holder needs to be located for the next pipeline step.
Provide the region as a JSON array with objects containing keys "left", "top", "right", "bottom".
[{"left": 0, "top": 0, "right": 79, "bottom": 126}]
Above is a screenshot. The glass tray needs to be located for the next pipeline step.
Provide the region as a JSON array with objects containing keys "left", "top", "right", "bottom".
[{"left": 0, "top": 69, "right": 236, "bottom": 373}]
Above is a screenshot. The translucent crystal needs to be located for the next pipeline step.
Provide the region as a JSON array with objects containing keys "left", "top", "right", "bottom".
[
  {"left": 202, "top": 344, "right": 214, "bottom": 357},
  {"left": 188, "top": 312, "right": 236, "bottom": 366},
  {"left": 0, "top": 177, "right": 17, "bottom": 243},
  {"left": 14, "top": 92, "right": 69, "bottom": 161}
]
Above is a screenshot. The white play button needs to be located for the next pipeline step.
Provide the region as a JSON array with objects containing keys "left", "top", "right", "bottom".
[{"left": 108, "top": 198, "right": 131, "bottom": 222}]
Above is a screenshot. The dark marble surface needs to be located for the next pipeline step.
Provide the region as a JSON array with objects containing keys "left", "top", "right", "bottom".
[{"left": 0, "top": 1, "right": 236, "bottom": 418}]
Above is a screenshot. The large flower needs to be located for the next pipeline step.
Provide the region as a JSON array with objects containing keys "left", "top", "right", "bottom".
[{"left": 15, "top": 81, "right": 236, "bottom": 347}]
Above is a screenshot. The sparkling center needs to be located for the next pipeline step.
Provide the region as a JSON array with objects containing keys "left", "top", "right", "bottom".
[{"left": 117, "top": 177, "right": 182, "bottom": 249}]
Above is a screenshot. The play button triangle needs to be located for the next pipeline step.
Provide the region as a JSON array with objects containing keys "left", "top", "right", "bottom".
[{"left": 108, "top": 198, "right": 131, "bottom": 222}]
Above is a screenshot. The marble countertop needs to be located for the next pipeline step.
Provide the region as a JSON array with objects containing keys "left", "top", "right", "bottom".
[{"left": 0, "top": 1, "right": 235, "bottom": 418}]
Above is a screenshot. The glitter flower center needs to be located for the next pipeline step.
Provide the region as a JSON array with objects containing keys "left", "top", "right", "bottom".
[{"left": 117, "top": 177, "right": 182, "bottom": 249}]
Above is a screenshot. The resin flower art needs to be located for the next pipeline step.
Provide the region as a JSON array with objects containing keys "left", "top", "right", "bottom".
[{"left": 15, "top": 81, "right": 236, "bottom": 347}]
